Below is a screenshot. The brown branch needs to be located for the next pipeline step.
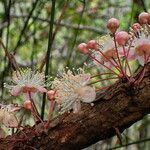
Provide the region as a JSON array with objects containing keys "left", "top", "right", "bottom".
[
  {"left": 0, "top": 64, "right": 150, "bottom": 150},
  {"left": 10, "top": 14, "right": 104, "bottom": 35}
]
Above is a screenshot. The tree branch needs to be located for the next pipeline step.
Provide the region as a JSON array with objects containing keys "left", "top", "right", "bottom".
[
  {"left": 0, "top": 64, "right": 150, "bottom": 150},
  {"left": 10, "top": 14, "right": 104, "bottom": 35}
]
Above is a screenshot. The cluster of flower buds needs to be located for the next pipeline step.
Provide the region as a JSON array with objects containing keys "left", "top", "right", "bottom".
[{"left": 78, "top": 12, "right": 150, "bottom": 84}]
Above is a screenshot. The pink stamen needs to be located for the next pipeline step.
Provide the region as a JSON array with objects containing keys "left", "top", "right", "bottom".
[
  {"left": 28, "top": 92, "right": 43, "bottom": 123},
  {"left": 89, "top": 77, "right": 119, "bottom": 85},
  {"left": 91, "top": 72, "right": 116, "bottom": 78},
  {"left": 97, "top": 48, "right": 121, "bottom": 73},
  {"left": 88, "top": 53, "right": 121, "bottom": 77}
]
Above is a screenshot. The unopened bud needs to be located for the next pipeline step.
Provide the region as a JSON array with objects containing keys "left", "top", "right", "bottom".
[
  {"left": 77, "top": 43, "right": 89, "bottom": 54},
  {"left": 47, "top": 90, "right": 55, "bottom": 101},
  {"left": 115, "top": 31, "right": 129, "bottom": 46},
  {"left": 87, "top": 40, "right": 99, "bottom": 50},
  {"left": 138, "top": 12, "right": 150, "bottom": 24},
  {"left": 107, "top": 18, "right": 120, "bottom": 33}
]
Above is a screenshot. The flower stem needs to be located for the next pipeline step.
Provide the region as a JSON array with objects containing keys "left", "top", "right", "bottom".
[
  {"left": 113, "top": 35, "right": 125, "bottom": 76},
  {"left": 123, "top": 46, "right": 132, "bottom": 76},
  {"left": 88, "top": 53, "right": 120, "bottom": 77},
  {"left": 41, "top": 0, "right": 56, "bottom": 120},
  {"left": 97, "top": 48, "right": 121, "bottom": 73},
  {"left": 89, "top": 77, "right": 119, "bottom": 85},
  {"left": 91, "top": 72, "right": 116, "bottom": 78}
]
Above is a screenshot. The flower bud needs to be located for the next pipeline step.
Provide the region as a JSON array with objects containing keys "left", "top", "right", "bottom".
[
  {"left": 77, "top": 43, "right": 89, "bottom": 54},
  {"left": 132, "top": 23, "right": 141, "bottom": 31},
  {"left": 47, "top": 90, "right": 55, "bottom": 101},
  {"left": 24, "top": 100, "right": 32, "bottom": 110},
  {"left": 138, "top": 12, "right": 150, "bottom": 24},
  {"left": 107, "top": 18, "right": 120, "bottom": 33},
  {"left": 115, "top": 31, "right": 129, "bottom": 46},
  {"left": 87, "top": 40, "right": 99, "bottom": 50}
]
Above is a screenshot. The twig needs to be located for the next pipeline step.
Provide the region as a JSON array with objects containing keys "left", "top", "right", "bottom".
[
  {"left": 108, "top": 138, "right": 150, "bottom": 150},
  {"left": 10, "top": 14, "right": 104, "bottom": 35},
  {"left": 41, "top": 0, "right": 56, "bottom": 120},
  {"left": 13, "top": 0, "right": 39, "bottom": 54}
]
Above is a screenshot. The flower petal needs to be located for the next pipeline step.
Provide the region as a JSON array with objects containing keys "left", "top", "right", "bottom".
[
  {"left": 11, "top": 86, "right": 22, "bottom": 96},
  {"left": 73, "top": 101, "right": 81, "bottom": 113},
  {"left": 79, "top": 86, "right": 96, "bottom": 103},
  {"left": 136, "top": 55, "right": 145, "bottom": 66}
]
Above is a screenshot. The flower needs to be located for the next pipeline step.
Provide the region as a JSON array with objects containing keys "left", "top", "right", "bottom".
[
  {"left": 92, "top": 35, "right": 118, "bottom": 69},
  {"left": 0, "top": 104, "right": 20, "bottom": 128},
  {"left": 52, "top": 68, "right": 96, "bottom": 114},
  {"left": 132, "top": 28, "right": 150, "bottom": 66},
  {"left": 5, "top": 69, "right": 47, "bottom": 96}
]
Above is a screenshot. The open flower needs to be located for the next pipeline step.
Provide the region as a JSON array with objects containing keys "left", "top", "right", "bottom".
[
  {"left": 52, "top": 68, "right": 96, "bottom": 114},
  {"left": 0, "top": 104, "right": 20, "bottom": 128},
  {"left": 132, "top": 28, "right": 150, "bottom": 66},
  {"left": 5, "top": 69, "right": 47, "bottom": 96}
]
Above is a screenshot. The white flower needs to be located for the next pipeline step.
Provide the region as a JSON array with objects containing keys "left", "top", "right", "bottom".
[
  {"left": 52, "top": 68, "right": 96, "bottom": 114},
  {"left": 5, "top": 69, "right": 47, "bottom": 96},
  {"left": 0, "top": 104, "right": 20, "bottom": 128},
  {"left": 132, "top": 28, "right": 150, "bottom": 66}
]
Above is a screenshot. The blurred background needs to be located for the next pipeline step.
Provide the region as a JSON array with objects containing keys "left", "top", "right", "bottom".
[{"left": 0, "top": 0, "right": 149, "bottom": 149}]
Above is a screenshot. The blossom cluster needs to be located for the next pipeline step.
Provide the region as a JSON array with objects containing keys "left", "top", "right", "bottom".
[
  {"left": 1, "top": 66, "right": 96, "bottom": 130},
  {"left": 0, "top": 12, "right": 149, "bottom": 132},
  {"left": 50, "top": 68, "right": 96, "bottom": 114},
  {"left": 78, "top": 12, "right": 150, "bottom": 83}
]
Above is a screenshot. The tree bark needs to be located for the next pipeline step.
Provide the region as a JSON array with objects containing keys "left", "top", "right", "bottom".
[{"left": 0, "top": 64, "right": 150, "bottom": 150}]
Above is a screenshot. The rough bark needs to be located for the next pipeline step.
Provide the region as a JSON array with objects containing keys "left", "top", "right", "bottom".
[{"left": 0, "top": 64, "right": 150, "bottom": 150}]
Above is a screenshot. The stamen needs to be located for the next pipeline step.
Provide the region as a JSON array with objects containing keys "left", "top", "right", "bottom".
[
  {"left": 89, "top": 77, "right": 119, "bottom": 85},
  {"left": 91, "top": 72, "right": 116, "bottom": 78},
  {"left": 88, "top": 53, "right": 121, "bottom": 77}
]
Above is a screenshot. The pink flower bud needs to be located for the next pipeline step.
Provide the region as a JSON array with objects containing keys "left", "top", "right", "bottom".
[
  {"left": 138, "top": 12, "right": 150, "bottom": 24},
  {"left": 132, "top": 23, "right": 141, "bottom": 31},
  {"left": 77, "top": 43, "right": 89, "bottom": 54},
  {"left": 87, "top": 40, "right": 99, "bottom": 50},
  {"left": 107, "top": 18, "right": 120, "bottom": 33},
  {"left": 47, "top": 90, "right": 55, "bottom": 101},
  {"left": 115, "top": 31, "right": 129, "bottom": 46},
  {"left": 24, "top": 100, "right": 32, "bottom": 110}
]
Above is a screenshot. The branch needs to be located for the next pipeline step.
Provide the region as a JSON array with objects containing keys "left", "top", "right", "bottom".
[
  {"left": 10, "top": 14, "right": 104, "bottom": 35},
  {"left": 0, "top": 64, "right": 150, "bottom": 150}
]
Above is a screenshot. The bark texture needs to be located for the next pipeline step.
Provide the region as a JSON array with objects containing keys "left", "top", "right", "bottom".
[{"left": 0, "top": 65, "right": 150, "bottom": 150}]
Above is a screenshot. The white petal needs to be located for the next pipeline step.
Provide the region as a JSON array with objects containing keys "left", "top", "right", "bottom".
[
  {"left": 136, "top": 56, "right": 145, "bottom": 66},
  {"left": 3, "top": 112, "right": 18, "bottom": 128},
  {"left": 73, "top": 101, "right": 81, "bottom": 113},
  {"left": 79, "top": 86, "right": 96, "bottom": 103},
  {"left": 11, "top": 86, "right": 22, "bottom": 96}
]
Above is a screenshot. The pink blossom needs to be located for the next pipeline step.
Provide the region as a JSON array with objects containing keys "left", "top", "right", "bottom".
[{"left": 5, "top": 69, "right": 47, "bottom": 96}]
